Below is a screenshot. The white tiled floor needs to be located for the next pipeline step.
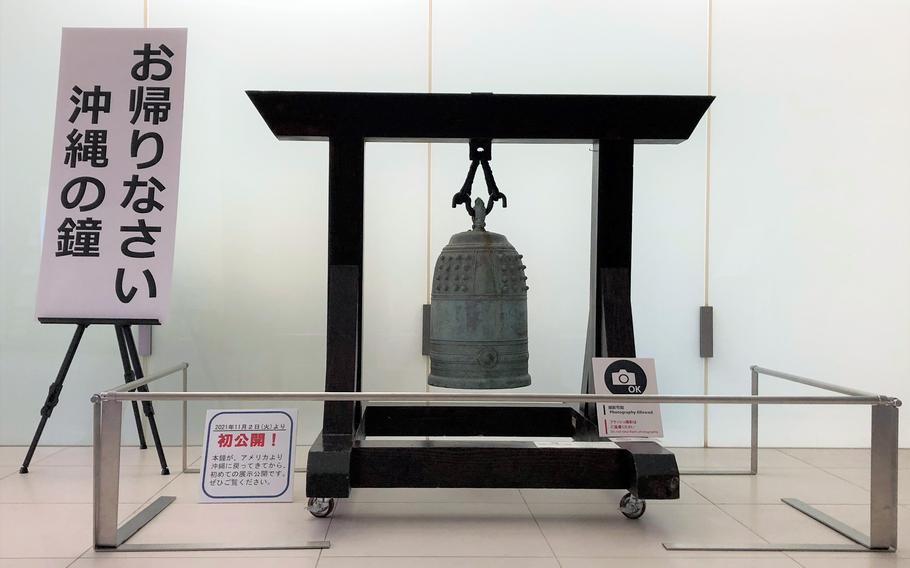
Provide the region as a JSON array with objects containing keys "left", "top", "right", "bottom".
[{"left": 0, "top": 445, "right": 905, "bottom": 567}]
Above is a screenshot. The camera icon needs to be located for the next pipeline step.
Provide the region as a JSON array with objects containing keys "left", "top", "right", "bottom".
[{"left": 611, "top": 370, "right": 637, "bottom": 387}]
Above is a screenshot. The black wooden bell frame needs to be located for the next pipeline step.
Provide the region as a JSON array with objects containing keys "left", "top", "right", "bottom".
[{"left": 248, "top": 91, "right": 713, "bottom": 500}]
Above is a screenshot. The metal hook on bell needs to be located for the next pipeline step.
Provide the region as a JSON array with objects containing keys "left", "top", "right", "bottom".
[{"left": 450, "top": 138, "right": 508, "bottom": 221}]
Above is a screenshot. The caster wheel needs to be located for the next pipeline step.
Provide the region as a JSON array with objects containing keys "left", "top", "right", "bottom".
[
  {"left": 307, "top": 497, "right": 336, "bottom": 518},
  {"left": 619, "top": 492, "right": 646, "bottom": 519}
]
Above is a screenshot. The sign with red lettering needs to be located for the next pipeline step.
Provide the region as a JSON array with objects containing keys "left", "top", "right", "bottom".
[{"left": 199, "top": 409, "right": 297, "bottom": 502}]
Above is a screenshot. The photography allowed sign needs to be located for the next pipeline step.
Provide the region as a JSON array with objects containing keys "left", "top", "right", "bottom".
[
  {"left": 592, "top": 358, "right": 663, "bottom": 438},
  {"left": 199, "top": 409, "right": 298, "bottom": 502}
]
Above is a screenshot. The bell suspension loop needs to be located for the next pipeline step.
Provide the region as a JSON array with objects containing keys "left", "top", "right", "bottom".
[{"left": 450, "top": 138, "right": 508, "bottom": 226}]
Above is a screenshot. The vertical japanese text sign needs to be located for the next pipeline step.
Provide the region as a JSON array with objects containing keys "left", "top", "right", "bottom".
[{"left": 36, "top": 28, "right": 187, "bottom": 323}]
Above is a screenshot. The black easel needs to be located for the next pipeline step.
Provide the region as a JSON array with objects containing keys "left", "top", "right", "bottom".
[
  {"left": 19, "top": 320, "right": 169, "bottom": 475},
  {"left": 115, "top": 323, "right": 169, "bottom": 474}
]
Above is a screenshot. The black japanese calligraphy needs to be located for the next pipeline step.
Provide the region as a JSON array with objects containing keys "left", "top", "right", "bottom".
[
  {"left": 61, "top": 176, "right": 105, "bottom": 211},
  {"left": 130, "top": 43, "right": 174, "bottom": 81},
  {"left": 64, "top": 128, "right": 109, "bottom": 168},
  {"left": 130, "top": 130, "right": 163, "bottom": 169},
  {"left": 68, "top": 85, "right": 111, "bottom": 124},
  {"left": 120, "top": 219, "right": 160, "bottom": 258},
  {"left": 56, "top": 217, "right": 102, "bottom": 257},
  {"left": 129, "top": 86, "right": 171, "bottom": 125},
  {"left": 115, "top": 267, "right": 157, "bottom": 303},
  {"left": 121, "top": 175, "right": 164, "bottom": 213}
]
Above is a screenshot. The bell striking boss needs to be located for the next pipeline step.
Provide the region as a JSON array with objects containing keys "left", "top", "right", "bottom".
[{"left": 428, "top": 187, "right": 531, "bottom": 389}]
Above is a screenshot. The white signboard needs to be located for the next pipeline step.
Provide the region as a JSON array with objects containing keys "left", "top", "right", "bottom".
[
  {"left": 199, "top": 409, "right": 297, "bottom": 503},
  {"left": 592, "top": 357, "right": 663, "bottom": 438},
  {"left": 36, "top": 28, "right": 187, "bottom": 323}
]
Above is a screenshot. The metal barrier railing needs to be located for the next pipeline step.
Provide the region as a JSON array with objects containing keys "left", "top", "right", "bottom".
[
  {"left": 90, "top": 364, "right": 901, "bottom": 554},
  {"left": 681, "top": 365, "right": 890, "bottom": 476},
  {"left": 105, "top": 362, "right": 189, "bottom": 473}
]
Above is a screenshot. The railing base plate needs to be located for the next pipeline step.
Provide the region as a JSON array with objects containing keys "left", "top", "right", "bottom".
[
  {"left": 664, "top": 543, "right": 888, "bottom": 552},
  {"left": 664, "top": 496, "right": 895, "bottom": 553},
  {"left": 98, "top": 541, "right": 331, "bottom": 552},
  {"left": 114, "top": 496, "right": 175, "bottom": 546}
]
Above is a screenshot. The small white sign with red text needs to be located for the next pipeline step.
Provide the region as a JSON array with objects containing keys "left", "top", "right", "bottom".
[{"left": 199, "top": 409, "right": 297, "bottom": 503}]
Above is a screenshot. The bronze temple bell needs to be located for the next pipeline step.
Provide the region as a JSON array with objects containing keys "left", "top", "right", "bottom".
[{"left": 428, "top": 141, "right": 531, "bottom": 389}]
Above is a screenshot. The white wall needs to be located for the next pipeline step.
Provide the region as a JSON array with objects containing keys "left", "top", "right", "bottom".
[
  {"left": 707, "top": 0, "right": 910, "bottom": 446},
  {"left": 1, "top": 0, "right": 908, "bottom": 448}
]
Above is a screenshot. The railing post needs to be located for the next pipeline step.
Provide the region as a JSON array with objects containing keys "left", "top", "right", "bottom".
[
  {"left": 869, "top": 403, "right": 899, "bottom": 550},
  {"left": 750, "top": 367, "right": 759, "bottom": 474},
  {"left": 181, "top": 366, "right": 188, "bottom": 474},
  {"left": 93, "top": 398, "right": 123, "bottom": 549}
]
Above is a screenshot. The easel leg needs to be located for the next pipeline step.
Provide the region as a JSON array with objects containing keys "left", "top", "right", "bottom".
[
  {"left": 119, "top": 325, "right": 170, "bottom": 475},
  {"left": 115, "top": 326, "right": 148, "bottom": 450},
  {"left": 20, "top": 323, "right": 88, "bottom": 474}
]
